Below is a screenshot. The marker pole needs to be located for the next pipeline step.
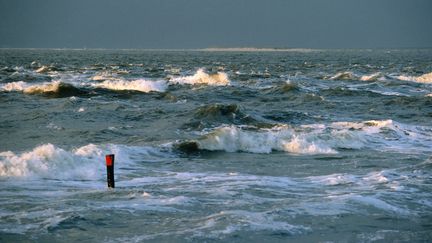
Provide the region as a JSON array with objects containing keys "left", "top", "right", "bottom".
[{"left": 105, "top": 154, "right": 115, "bottom": 188}]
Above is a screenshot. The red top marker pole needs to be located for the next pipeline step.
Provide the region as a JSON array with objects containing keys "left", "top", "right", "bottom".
[{"left": 105, "top": 154, "right": 115, "bottom": 188}]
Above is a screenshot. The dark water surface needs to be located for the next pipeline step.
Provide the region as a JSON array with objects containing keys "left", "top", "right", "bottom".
[{"left": 1, "top": 49, "right": 431, "bottom": 242}]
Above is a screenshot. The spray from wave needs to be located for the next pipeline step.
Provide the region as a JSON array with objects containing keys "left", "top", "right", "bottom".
[{"left": 169, "top": 68, "right": 230, "bottom": 86}]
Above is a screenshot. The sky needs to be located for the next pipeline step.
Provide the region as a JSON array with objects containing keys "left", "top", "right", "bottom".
[{"left": 0, "top": 0, "right": 431, "bottom": 49}]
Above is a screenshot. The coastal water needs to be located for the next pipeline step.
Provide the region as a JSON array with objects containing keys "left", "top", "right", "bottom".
[{"left": 0, "top": 49, "right": 431, "bottom": 242}]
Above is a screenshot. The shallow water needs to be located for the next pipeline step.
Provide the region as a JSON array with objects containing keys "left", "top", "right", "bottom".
[{"left": 1, "top": 49, "right": 432, "bottom": 242}]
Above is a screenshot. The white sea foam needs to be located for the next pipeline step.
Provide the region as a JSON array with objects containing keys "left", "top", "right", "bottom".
[
  {"left": 1, "top": 81, "right": 28, "bottom": 92},
  {"left": 0, "top": 143, "right": 170, "bottom": 179},
  {"left": 397, "top": 72, "right": 432, "bottom": 83},
  {"left": 200, "top": 210, "right": 309, "bottom": 236},
  {"left": 35, "top": 65, "right": 50, "bottom": 74},
  {"left": 329, "top": 71, "right": 388, "bottom": 82},
  {"left": 196, "top": 125, "right": 336, "bottom": 154},
  {"left": 195, "top": 120, "right": 432, "bottom": 154},
  {"left": 329, "top": 71, "right": 357, "bottom": 80},
  {"left": 0, "top": 144, "right": 101, "bottom": 179},
  {"left": 90, "top": 71, "right": 120, "bottom": 81},
  {"left": 360, "top": 72, "right": 385, "bottom": 81},
  {"left": 169, "top": 68, "right": 230, "bottom": 86},
  {"left": 91, "top": 79, "right": 168, "bottom": 93},
  {"left": 1, "top": 80, "right": 64, "bottom": 94}
]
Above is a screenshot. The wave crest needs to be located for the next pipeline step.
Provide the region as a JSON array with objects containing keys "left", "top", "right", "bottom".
[
  {"left": 183, "top": 119, "right": 432, "bottom": 154},
  {"left": 196, "top": 125, "right": 336, "bottom": 154},
  {"left": 329, "top": 72, "right": 357, "bottom": 80},
  {"left": 397, "top": 72, "right": 432, "bottom": 83},
  {"left": 0, "top": 144, "right": 101, "bottom": 179},
  {"left": 169, "top": 68, "right": 230, "bottom": 86},
  {"left": 0, "top": 143, "right": 170, "bottom": 179},
  {"left": 1, "top": 81, "right": 86, "bottom": 97},
  {"left": 91, "top": 79, "right": 168, "bottom": 93}
]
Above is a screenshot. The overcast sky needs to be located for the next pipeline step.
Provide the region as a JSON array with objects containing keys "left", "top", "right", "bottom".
[{"left": 1, "top": 0, "right": 431, "bottom": 49}]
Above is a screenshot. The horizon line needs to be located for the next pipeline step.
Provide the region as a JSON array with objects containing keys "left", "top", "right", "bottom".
[{"left": 1, "top": 47, "right": 431, "bottom": 51}]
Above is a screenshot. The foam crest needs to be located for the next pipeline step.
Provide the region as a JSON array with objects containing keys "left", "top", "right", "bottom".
[
  {"left": 0, "top": 144, "right": 101, "bottom": 179},
  {"left": 35, "top": 65, "right": 50, "bottom": 73},
  {"left": 194, "top": 120, "right": 432, "bottom": 154},
  {"left": 1, "top": 81, "right": 61, "bottom": 93},
  {"left": 360, "top": 72, "right": 385, "bottom": 81},
  {"left": 2, "top": 81, "right": 63, "bottom": 93},
  {"left": 0, "top": 143, "right": 169, "bottom": 179},
  {"left": 23, "top": 81, "right": 64, "bottom": 94},
  {"left": 397, "top": 72, "right": 432, "bottom": 83},
  {"left": 329, "top": 71, "right": 357, "bottom": 80},
  {"left": 170, "top": 68, "right": 230, "bottom": 86},
  {"left": 197, "top": 125, "right": 336, "bottom": 154},
  {"left": 1, "top": 81, "right": 28, "bottom": 92},
  {"left": 92, "top": 79, "right": 168, "bottom": 93},
  {"left": 329, "top": 72, "right": 387, "bottom": 82}
]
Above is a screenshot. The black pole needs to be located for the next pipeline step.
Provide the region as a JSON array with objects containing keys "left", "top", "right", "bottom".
[{"left": 105, "top": 154, "right": 115, "bottom": 188}]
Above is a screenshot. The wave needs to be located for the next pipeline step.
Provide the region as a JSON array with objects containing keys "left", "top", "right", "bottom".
[
  {"left": 0, "top": 144, "right": 102, "bottom": 179},
  {"left": 182, "top": 103, "right": 270, "bottom": 130},
  {"left": 1, "top": 81, "right": 87, "bottom": 97},
  {"left": 35, "top": 65, "right": 59, "bottom": 74},
  {"left": 329, "top": 71, "right": 387, "bottom": 82},
  {"left": 91, "top": 79, "right": 168, "bottom": 93},
  {"left": 265, "top": 81, "right": 300, "bottom": 93},
  {"left": 397, "top": 72, "right": 432, "bottom": 84},
  {"left": 329, "top": 71, "right": 357, "bottom": 80},
  {"left": 169, "top": 68, "right": 230, "bottom": 86},
  {"left": 360, "top": 72, "right": 386, "bottom": 81},
  {"left": 0, "top": 143, "right": 170, "bottom": 179},
  {"left": 90, "top": 69, "right": 129, "bottom": 81},
  {"left": 176, "top": 120, "right": 432, "bottom": 154}
]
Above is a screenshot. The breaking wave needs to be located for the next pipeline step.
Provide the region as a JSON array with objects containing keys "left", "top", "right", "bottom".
[
  {"left": 169, "top": 68, "right": 230, "bottom": 86},
  {"left": 360, "top": 72, "right": 386, "bottom": 81},
  {"left": 397, "top": 72, "right": 432, "bottom": 84},
  {"left": 35, "top": 65, "right": 61, "bottom": 74},
  {"left": 177, "top": 120, "right": 432, "bottom": 154},
  {"left": 1, "top": 81, "right": 86, "bottom": 97},
  {"left": 0, "top": 144, "right": 103, "bottom": 179},
  {"left": 0, "top": 143, "right": 170, "bottom": 179},
  {"left": 91, "top": 79, "right": 168, "bottom": 93},
  {"left": 329, "top": 71, "right": 357, "bottom": 80}
]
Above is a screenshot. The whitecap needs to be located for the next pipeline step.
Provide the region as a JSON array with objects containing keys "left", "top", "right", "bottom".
[
  {"left": 193, "top": 120, "right": 432, "bottom": 154},
  {"left": 196, "top": 125, "right": 336, "bottom": 154},
  {"left": 360, "top": 72, "right": 385, "bottom": 81},
  {"left": 1, "top": 80, "right": 72, "bottom": 94},
  {"left": 329, "top": 71, "right": 357, "bottom": 80},
  {"left": 35, "top": 65, "right": 50, "bottom": 74},
  {"left": 169, "top": 68, "right": 230, "bottom": 86},
  {"left": 397, "top": 72, "right": 432, "bottom": 83},
  {"left": 0, "top": 143, "right": 170, "bottom": 179},
  {"left": 91, "top": 79, "right": 168, "bottom": 93}
]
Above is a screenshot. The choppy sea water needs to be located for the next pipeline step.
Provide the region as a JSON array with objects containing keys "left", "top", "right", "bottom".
[{"left": 0, "top": 49, "right": 431, "bottom": 242}]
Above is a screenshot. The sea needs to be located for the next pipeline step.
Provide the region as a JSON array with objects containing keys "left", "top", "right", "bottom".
[{"left": 0, "top": 48, "right": 431, "bottom": 242}]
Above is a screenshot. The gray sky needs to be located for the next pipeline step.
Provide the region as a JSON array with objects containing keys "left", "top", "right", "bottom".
[{"left": 1, "top": 0, "right": 431, "bottom": 49}]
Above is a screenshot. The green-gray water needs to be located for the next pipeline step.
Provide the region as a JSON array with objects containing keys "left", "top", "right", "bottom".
[{"left": 1, "top": 49, "right": 431, "bottom": 242}]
